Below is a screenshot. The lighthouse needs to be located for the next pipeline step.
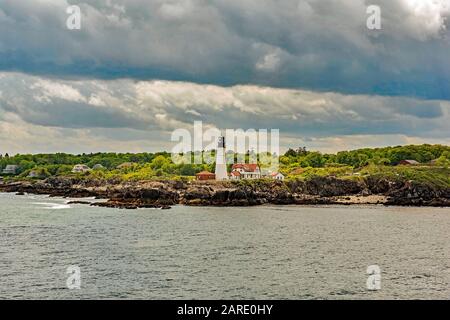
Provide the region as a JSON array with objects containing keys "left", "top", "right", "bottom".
[{"left": 215, "top": 136, "right": 228, "bottom": 180}]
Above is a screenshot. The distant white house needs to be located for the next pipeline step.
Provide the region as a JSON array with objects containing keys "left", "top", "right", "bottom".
[
  {"left": 72, "top": 164, "right": 91, "bottom": 173},
  {"left": 230, "top": 164, "right": 261, "bottom": 180},
  {"left": 2, "top": 165, "right": 19, "bottom": 175},
  {"left": 270, "top": 172, "right": 285, "bottom": 181},
  {"left": 398, "top": 159, "right": 420, "bottom": 165}
]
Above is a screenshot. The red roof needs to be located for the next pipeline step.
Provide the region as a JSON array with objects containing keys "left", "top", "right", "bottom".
[
  {"left": 231, "top": 163, "right": 259, "bottom": 172},
  {"left": 230, "top": 171, "right": 241, "bottom": 176},
  {"left": 196, "top": 171, "right": 215, "bottom": 176}
]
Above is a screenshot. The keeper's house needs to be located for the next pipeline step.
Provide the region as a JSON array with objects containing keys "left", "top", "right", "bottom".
[{"left": 230, "top": 164, "right": 261, "bottom": 180}]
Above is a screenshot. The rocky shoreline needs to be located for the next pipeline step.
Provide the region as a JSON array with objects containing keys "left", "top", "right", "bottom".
[{"left": 1, "top": 176, "right": 449, "bottom": 209}]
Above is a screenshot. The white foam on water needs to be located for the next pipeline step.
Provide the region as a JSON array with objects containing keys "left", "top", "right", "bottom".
[{"left": 32, "top": 202, "right": 72, "bottom": 210}]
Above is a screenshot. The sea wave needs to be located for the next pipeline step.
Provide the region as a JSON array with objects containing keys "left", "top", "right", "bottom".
[{"left": 32, "top": 202, "right": 72, "bottom": 210}]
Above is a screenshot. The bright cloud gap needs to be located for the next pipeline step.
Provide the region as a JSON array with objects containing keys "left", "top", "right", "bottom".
[{"left": 0, "top": 72, "right": 449, "bottom": 155}]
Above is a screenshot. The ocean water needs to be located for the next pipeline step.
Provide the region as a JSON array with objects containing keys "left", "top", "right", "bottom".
[{"left": 0, "top": 192, "right": 449, "bottom": 300}]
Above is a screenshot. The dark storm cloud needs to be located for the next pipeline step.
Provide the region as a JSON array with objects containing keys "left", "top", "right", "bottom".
[
  {"left": 1, "top": 73, "right": 448, "bottom": 139},
  {"left": 0, "top": 0, "right": 449, "bottom": 99}
]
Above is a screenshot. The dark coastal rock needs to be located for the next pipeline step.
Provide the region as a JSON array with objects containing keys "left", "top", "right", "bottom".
[
  {"left": 287, "top": 176, "right": 364, "bottom": 196},
  {"left": 106, "top": 185, "right": 178, "bottom": 206},
  {"left": 211, "top": 190, "right": 230, "bottom": 203},
  {"left": 384, "top": 180, "right": 450, "bottom": 207},
  {"left": 171, "top": 180, "right": 187, "bottom": 190},
  {"left": 91, "top": 200, "right": 171, "bottom": 210},
  {"left": 67, "top": 201, "right": 92, "bottom": 205},
  {"left": 182, "top": 186, "right": 213, "bottom": 203},
  {"left": 268, "top": 189, "right": 294, "bottom": 204},
  {"left": 1, "top": 176, "right": 448, "bottom": 209},
  {"left": 366, "top": 177, "right": 394, "bottom": 194}
]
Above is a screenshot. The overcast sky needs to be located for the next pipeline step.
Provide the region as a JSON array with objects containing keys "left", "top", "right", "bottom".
[{"left": 0, "top": 0, "right": 449, "bottom": 154}]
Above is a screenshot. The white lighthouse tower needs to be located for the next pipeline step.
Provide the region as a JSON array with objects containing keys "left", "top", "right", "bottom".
[{"left": 215, "top": 136, "right": 228, "bottom": 180}]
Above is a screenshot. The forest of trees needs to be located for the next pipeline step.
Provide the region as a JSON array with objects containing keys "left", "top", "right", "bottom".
[
  {"left": 281, "top": 144, "right": 450, "bottom": 169},
  {"left": 1, "top": 144, "right": 449, "bottom": 179},
  {"left": 0, "top": 151, "right": 213, "bottom": 179}
]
